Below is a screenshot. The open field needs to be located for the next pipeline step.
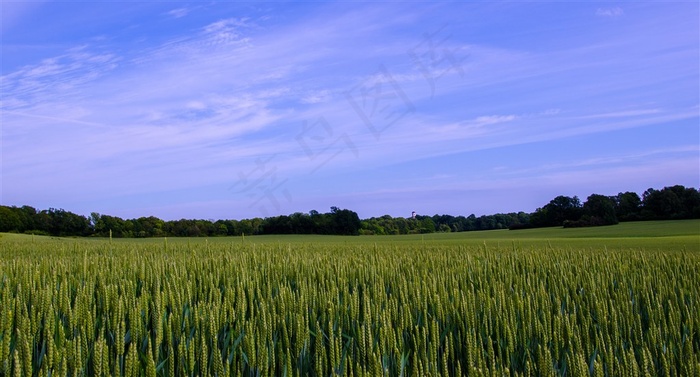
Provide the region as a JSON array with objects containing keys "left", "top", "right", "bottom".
[
  {"left": 4, "top": 219, "right": 699, "bottom": 252},
  {"left": 1, "top": 220, "right": 699, "bottom": 376}
]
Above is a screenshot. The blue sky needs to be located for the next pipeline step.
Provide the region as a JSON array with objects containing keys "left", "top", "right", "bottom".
[{"left": 1, "top": 2, "right": 698, "bottom": 220}]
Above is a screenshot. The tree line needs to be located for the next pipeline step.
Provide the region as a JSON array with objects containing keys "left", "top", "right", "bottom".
[
  {"left": 0, "top": 206, "right": 362, "bottom": 237},
  {"left": 525, "top": 185, "right": 700, "bottom": 229},
  {"left": 0, "top": 185, "right": 698, "bottom": 237},
  {"left": 360, "top": 212, "right": 531, "bottom": 235}
]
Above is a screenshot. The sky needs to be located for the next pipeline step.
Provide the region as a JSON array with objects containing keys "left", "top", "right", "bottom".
[{"left": 1, "top": 1, "right": 699, "bottom": 221}]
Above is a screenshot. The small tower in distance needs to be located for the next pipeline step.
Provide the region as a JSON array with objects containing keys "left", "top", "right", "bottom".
[{"left": 411, "top": 211, "right": 416, "bottom": 219}]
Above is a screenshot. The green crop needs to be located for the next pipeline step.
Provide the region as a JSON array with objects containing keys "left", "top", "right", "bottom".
[{"left": 0, "top": 237, "right": 698, "bottom": 376}]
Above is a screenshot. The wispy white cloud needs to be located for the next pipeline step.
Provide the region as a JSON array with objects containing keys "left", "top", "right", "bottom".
[
  {"left": 473, "top": 115, "right": 517, "bottom": 125},
  {"left": 166, "top": 8, "right": 189, "bottom": 19},
  {"left": 1, "top": 47, "right": 120, "bottom": 110},
  {"left": 596, "top": 7, "right": 624, "bottom": 18},
  {"left": 300, "top": 90, "right": 331, "bottom": 104},
  {"left": 2, "top": 110, "right": 110, "bottom": 130}
]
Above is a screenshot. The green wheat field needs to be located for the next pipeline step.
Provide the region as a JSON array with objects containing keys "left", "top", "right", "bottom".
[{"left": 1, "top": 220, "right": 699, "bottom": 376}]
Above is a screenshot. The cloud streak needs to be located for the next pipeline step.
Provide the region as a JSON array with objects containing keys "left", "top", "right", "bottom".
[
  {"left": 596, "top": 7, "right": 624, "bottom": 18},
  {"left": 2, "top": 2, "right": 698, "bottom": 219}
]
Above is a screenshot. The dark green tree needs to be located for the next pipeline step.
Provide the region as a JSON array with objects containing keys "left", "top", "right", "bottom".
[
  {"left": 643, "top": 187, "right": 682, "bottom": 219},
  {"left": 582, "top": 194, "right": 618, "bottom": 226},
  {"left": 531, "top": 195, "right": 583, "bottom": 227},
  {"left": 642, "top": 185, "right": 700, "bottom": 219},
  {"left": 0, "top": 206, "right": 22, "bottom": 232},
  {"left": 614, "top": 192, "right": 642, "bottom": 221},
  {"left": 328, "top": 207, "right": 361, "bottom": 235},
  {"left": 45, "top": 208, "right": 91, "bottom": 236}
]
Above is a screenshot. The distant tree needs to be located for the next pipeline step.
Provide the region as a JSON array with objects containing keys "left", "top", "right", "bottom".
[
  {"left": 614, "top": 192, "right": 642, "bottom": 221},
  {"left": 360, "top": 217, "right": 389, "bottom": 235},
  {"left": 187, "top": 224, "right": 201, "bottom": 237},
  {"left": 684, "top": 187, "right": 700, "bottom": 218},
  {"left": 165, "top": 219, "right": 206, "bottom": 237},
  {"left": 395, "top": 217, "right": 410, "bottom": 234},
  {"left": 132, "top": 216, "right": 165, "bottom": 237},
  {"left": 197, "top": 220, "right": 217, "bottom": 236},
  {"left": 420, "top": 217, "right": 436, "bottom": 233},
  {"left": 45, "top": 208, "right": 91, "bottom": 236},
  {"left": 290, "top": 212, "right": 315, "bottom": 234},
  {"left": 668, "top": 185, "right": 700, "bottom": 218},
  {"left": 528, "top": 207, "right": 549, "bottom": 228},
  {"left": 221, "top": 220, "right": 238, "bottom": 236},
  {"left": 250, "top": 218, "right": 264, "bottom": 235},
  {"left": 0, "top": 206, "right": 22, "bottom": 232},
  {"left": 531, "top": 195, "right": 583, "bottom": 227},
  {"left": 263, "top": 215, "right": 293, "bottom": 234},
  {"left": 309, "top": 210, "right": 328, "bottom": 234},
  {"left": 380, "top": 215, "right": 399, "bottom": 235},
  {"left": 94, "top": 214, "right": 127, "bottom": 237},
  {"left": 465, "top": 214, "right": 477, "bottom": 231},
  {"left": 34, "top": 210, "right": 53, "bottom": 234},
  {"left": 581, "top": 194, "right": 618, "bottom": 226},
  {"left": 123, "top": 219, "right": 135, "bottom": 238},
  {"left": 4, "top": 183, "right": 696, "bottom": 238},
  {"left": 237, "top": 219, "right": 254, "bottom": 236},
  {"left": 516, "top": 211, "right": 530, "bottom": 225},
  {"left": 17, "top": 205, "right": 38, "bottom": 232},
  {"left": 328, "top": 207, "right": 361, "bottom": 235},
  {"left": 213, "top": 220, "right": 229, "bottom": 236},
  {"left": 642, "top": 185, "right": 700, "bottom": 219},
  {"left": 166, "top": 219, "right": 189, "bottom": 237},
  {"left": 643, "top": 187, "right": 681, "bottom": 219}
]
